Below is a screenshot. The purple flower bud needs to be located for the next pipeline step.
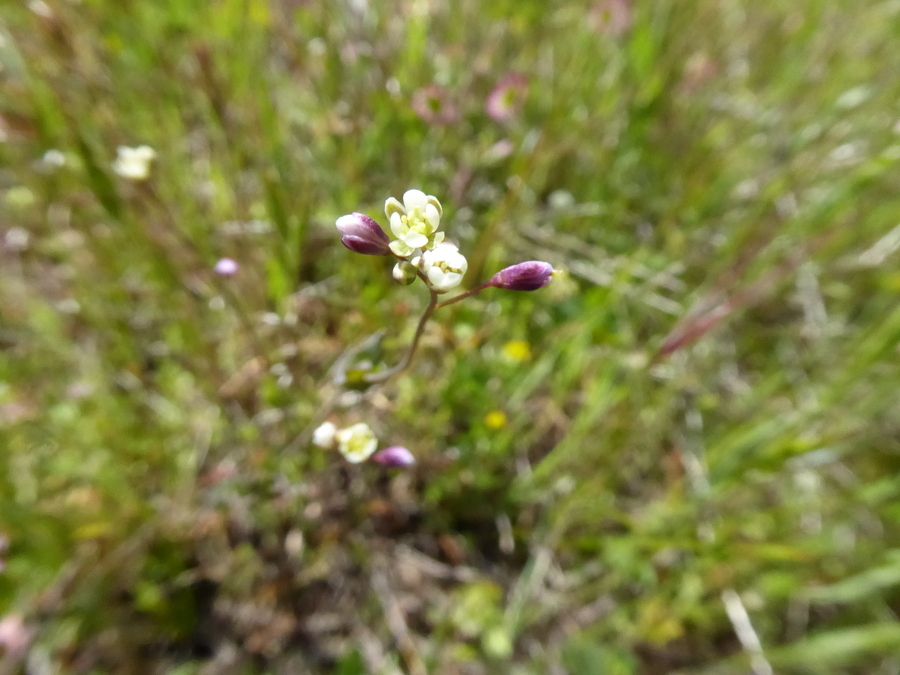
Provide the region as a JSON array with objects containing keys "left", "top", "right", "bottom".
[
  {"left": 372, "top": 446, "right": 416, "bottom": 468},
  {"left": 488, "top": 261, "right": 554, "bottom": 291},
  {"left": 336, "top": 212, "right": 391, "bottom": 255},
  {"left": 214, "top": 257, "right": 239, "bottom": 277}
]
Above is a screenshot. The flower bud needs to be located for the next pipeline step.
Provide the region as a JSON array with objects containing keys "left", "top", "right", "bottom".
[
  {"left": 335, "top": 212, "right": 391, "bottom": 255},
  {"left": 392, "top": 261, "right": 417, "bottom": 285},
  {"left": 372, "top": 446, "right": 416, "bottom": 468},
  {"left": 488, "top": 261, "right": 554, "bottom": 291}
]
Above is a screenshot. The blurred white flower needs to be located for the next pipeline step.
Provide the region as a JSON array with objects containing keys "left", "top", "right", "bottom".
[
  {"left": 312, "top": 421, "right": 338, "bottom": 449},
  {"left": 4, "top": 227, "right": 29, "bottom": 252},
  {"left": 385, "top": 189, "right": 445, "bottom": 256},
  {"left": 112, "top": 145, "right": 156, "bottom": 180},
  {"left": 335, "top": 422, "right": 378, "bottom": 463},
  {"left": 415, "top": 242, "right": 468, "bottom": 293},
  {"left": 42, "top": 149, "right": 65, "bottom": 167}
]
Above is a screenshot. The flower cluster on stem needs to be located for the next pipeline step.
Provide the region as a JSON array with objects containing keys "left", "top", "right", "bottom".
[
  {"left": 313, "top": 421, "right": 414, "bottom": 467},
  {"left": 333, "top": 189, "right": 557, "bottom": 380},
  {"left": 325, "top": 188, "right": 557, "bottom": 459}
]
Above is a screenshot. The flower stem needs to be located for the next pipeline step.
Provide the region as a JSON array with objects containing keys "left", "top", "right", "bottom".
[
  {"left": 363, "top": 287, "right": 438, "bottom": 384},
  {"left": 435, "top": 282, "right": 492, "bottom": 309}
]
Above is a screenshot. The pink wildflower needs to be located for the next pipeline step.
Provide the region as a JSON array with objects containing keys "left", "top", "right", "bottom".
[
  {"left": 411, "top": 85, "right": 459, "bottom": 126},
  {"left": 486, "top": 73, "right": 529, "bottom": 122}
]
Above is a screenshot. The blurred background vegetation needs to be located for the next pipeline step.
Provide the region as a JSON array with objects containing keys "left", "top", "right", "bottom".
[{"left": 1, "top": 0, "right": 900, "bottom": 672}]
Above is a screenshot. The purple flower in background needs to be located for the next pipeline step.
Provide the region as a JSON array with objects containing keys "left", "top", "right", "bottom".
[
  {"left": 0, "top": 614, "right": 32, "bottom": 659},
  {"left": 214, "top": 257, "right": 239, "bottom": 277},
  {"left": 591, "top": 0, "right": 632, "bottom": 37},
  {"left": 411, "top": 85, "right": 459, "bottom": 126},
  {"left": 372, "top": 446, "right": 416, "bottom": 468},
  {"left": 488, "top": 261, "right": 554, "bottom": 291},
  {"left": 335, "top": 212, "right": 391, "bottom": 255},
  {"left": 486, "top": 73, "right": 528, "bottom": 122}
]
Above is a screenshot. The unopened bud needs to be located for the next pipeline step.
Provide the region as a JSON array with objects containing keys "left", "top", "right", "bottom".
[
  {"left": 488, "top": 261, "right": 554, "bottom": 291},
  {"left": 392, "top": 261, "right": 417, "bottom": 285},
  {"left": 335, "top": 212, "right": 391, "bottom": 255},
  {"left": 372, "top": 446, "right": 416, "bottom": 468}
]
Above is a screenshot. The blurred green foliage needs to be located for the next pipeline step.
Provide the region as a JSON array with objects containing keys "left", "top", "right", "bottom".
[{"left": 1, "top": 0, "right": 900, "bottom": 672}]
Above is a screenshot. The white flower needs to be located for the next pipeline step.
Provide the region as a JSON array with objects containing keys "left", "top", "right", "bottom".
[
  {"left": 335, "top": 423, "right": 378, "bottom": 463},
  {"left": 385, "top": 189, "right": 445, "bottom": 257},
  {"left": 112, "top": 145, "right": 156, "bottom": 180},
  {"left": 312, "top": 421, "right": 338, "bottom": 448},
  {"left": 42, "top": 149, "right": 65, "bottom": 168},
  {"left": 415, "top": 242, "right": 468, "bottom": 293}
]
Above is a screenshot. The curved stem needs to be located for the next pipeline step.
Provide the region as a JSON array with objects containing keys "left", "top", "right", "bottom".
[
  {"left": 435, "top": 282, "right": 492, "bottom": 309},
  {"left": 363, "top": 287, "right": 438, "bottom": 384}
]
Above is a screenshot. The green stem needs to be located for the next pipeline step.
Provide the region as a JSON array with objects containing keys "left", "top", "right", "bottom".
[
  {"left": 363, "top": 287, "right": 439, "bottom": 384},
  {"left": 435, "top": 282, "right": 493, "bottom": 309}
]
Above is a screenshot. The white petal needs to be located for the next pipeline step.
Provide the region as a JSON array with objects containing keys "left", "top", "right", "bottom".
[
  {"left": 403, "top": 189, "right": 428, "bottom": 211},
  {"left": 451, "top": 252, "right": 468, "bottom": 275},
  {"left": 390, "top": 239, "right": 412, "bottom": 256},
  {"left": 423, "top": 203, "right": 441, "bottom": 232},
  {"left": 389, "top": 212, "right": 406, "bottom": 238},
  {"left": 427, "top": 267, "right": 447, "bottom": 287},
  {"left": 442, "top": 272, "right": 462, "bottom": 290},
  {"left": 434, "top": 242, "right": 459, "bottom": 255},
  {"left": 403, "top": 231, "right": 429, "bottom": 248},
  {"left": 430, "top": 232, "right": 445, "bottom": 248},
  {"left": 427, "top": 195, "right": 442, "bottom": 217},
  {"left": 385, "top": 197, "right": 405, "bottom": 219}
]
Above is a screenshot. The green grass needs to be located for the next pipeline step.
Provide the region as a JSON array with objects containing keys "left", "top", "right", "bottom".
[{"left": 1, "top": 0, "right": 900, "bottom": 672}]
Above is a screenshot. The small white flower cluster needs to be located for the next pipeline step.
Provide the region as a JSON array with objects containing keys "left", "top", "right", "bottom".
[
  {"left": 412, "top": 243, "right": 468, "bottom": 293},
  {"left": 312, "top": 421, "right": 377, "bottom": 463},
  {"left": 335, "top": 189, "right": 468, "bottom": 294},
  {"left": 112, "top": 145, "right": 156, "bottom": 181},
  {"left": 386, "top": 189, "right": 468, "bottom": 293},
  {"left": 313, "top": 421, "right": 416, "bottom": 467},
  {"left": 385, "top": 189, "right": 444, "bottom": 256}
]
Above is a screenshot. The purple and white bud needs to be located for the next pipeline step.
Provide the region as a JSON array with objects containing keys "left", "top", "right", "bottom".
[
  {"left": 336, "top": 212, "right": 391, "bottom": 255},
  {"left": 372, "top": 446, "right": 416, "bottom": 468},
  {"left": 488, "top": 261, "right": 554, "bottom": 291},
  {"left": 214, "top": 257, "right": 239, "bottom": 277}
]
